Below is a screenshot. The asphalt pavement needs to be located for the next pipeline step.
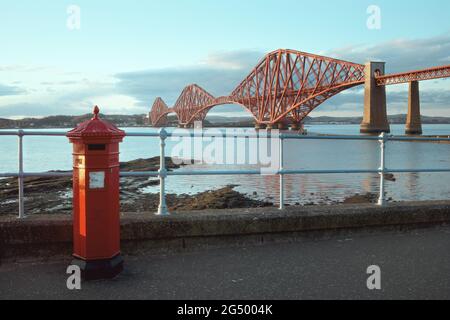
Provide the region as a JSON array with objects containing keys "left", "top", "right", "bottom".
[{"left": 1, "top": 225, "right": 450, "bottom": 300}]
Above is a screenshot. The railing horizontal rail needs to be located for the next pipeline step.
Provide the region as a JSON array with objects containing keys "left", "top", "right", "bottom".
[
  {"left": 167, "top": 170, "right": 264, "bottom": 176},
  {"left": 3, "top": 168, "right": 450, "bottom": 179},
  {"left": 384, "top": 168, "right": 450, "bottom": 173},
  {"left": 120, "top": 172, "right": 160, "bottom": 177},
  {"left": 0, "top": 172, "right": 73, "bottom": 178},
  {"left": 0, "top": 131, "right": 68, "bottom": 137},
  {"left": 387, "top": 136, "right": 450, "bottom": 142},
  {"left": 0, "top": 172, "right": 160, "bottom": 178},
  {"left": 1, "top": 129, "right": 450, "bottom": 142}
]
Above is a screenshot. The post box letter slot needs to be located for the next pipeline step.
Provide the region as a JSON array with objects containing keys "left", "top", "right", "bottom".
[{"left": 88, "top": 144, "right": 106, "bottom": 151}]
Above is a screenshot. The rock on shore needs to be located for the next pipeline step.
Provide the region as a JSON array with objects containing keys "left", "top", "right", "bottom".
[{"left": 120, "top": 186, "right": 272, "bottom": 213}]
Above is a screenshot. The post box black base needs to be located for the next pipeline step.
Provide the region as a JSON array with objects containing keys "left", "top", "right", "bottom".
[{"left": 71, "top": 254, "right": 124, "bottom": 281}]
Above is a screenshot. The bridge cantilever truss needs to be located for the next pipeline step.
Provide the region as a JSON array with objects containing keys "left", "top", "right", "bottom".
[
  {"left": 150, "top": 49, "right": 366, "bottom": 127},
  {"left": 150, "top": 49, "right": 450, "bottom": 127},
  {"left": 228, "top": 49, "right": 365, "bottom": 125},
  {"left": 375, "top": 65, "right": 450, "bottom": 86},
  {"left": 150, "top": 97, "right": 171, "bottom": 127},
  {"left": 173, "top": 84, "right": 216, "bottom": 124}
]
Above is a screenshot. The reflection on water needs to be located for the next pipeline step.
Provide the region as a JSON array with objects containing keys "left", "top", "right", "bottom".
[{"left": 0, "top": 124, "right": 449, "bottom": 204}]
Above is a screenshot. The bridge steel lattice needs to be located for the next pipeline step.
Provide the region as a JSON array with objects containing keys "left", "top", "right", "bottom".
[
  {"left": 151, "top": 49, "right": 366, "bottom": 128},
  {"left": 150, "top": 97, "right": 171, "bottom": 127},
  {"left": 149, "top": 49, "right": 450, "bottom": 133},
  {"left": 375, "top": 65, "right": 450, "bottom": 86}
]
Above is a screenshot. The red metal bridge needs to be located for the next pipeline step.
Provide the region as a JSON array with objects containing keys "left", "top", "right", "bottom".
[{"left": 150, "top": 49, "right": 450, "bottom": 133}]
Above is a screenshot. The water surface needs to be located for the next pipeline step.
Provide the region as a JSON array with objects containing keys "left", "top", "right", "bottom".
[{"left": 1, "top": 124, "right": 449, "bottom": 205}]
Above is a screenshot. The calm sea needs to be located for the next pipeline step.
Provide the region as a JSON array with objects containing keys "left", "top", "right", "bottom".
[{"left": 1, "top": 124, "right": 449, "bottom": 204}]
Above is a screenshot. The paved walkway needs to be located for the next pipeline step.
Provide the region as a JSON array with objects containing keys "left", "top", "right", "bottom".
[{"left": 1, "top": 225, "right": 450, "bottom": 300}]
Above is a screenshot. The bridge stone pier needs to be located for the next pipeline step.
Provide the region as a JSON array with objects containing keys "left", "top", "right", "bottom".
[
  {"left": 406, "top": 81, "right": 422, "bottom": 135},
  {"left": 360, "top": 62, "right": 390, "bottom": 134},
  {"left": 254, "top": 123, "right": 265, "bottom": 130},
  {"left": 264, "top": 119, "right": 290, "bottom": 130}
]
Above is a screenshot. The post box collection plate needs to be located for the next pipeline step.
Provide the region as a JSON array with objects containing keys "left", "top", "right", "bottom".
[{"left": 89, "top": 171, "right": 105, "bottom": 189}]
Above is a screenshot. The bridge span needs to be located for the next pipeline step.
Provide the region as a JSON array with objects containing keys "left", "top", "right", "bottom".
[{"left": 149, "top": 49, "right": 450, "bottom": 135}]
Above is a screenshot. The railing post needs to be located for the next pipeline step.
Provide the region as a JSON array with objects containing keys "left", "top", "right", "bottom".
[
  {"left": 156, "top": 128, "right": 169, "bottom": 216},
  {"left": 279, "top": 135, "right": 285, "bottom": 210},
  {"left": 377, "top": 132, "right": 387, "bottom": 206},
  {"left": 18, "top": 130, "right": 25, "bottom": 219}
]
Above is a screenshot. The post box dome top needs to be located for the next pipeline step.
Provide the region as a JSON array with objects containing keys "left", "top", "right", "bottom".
[{"left": 67, "top": 106, "right": 125, "bottom": 139}]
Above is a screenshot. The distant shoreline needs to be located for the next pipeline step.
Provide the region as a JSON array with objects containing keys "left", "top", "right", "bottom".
[
  {"left": 1, "top": 113, "right": 450, "bottom": 129},
  {"left": 2, "top": 123, "right": 450, "bottom": 130}
]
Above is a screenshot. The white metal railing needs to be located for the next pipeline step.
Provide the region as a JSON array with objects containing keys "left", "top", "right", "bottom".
[{"left": 1, "top": 129, "right": 450, "bottom": 218}]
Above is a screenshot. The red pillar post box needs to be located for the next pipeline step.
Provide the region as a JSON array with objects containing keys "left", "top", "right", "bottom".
[{"left": 67, "top": 106, "right": 125, "bottom": 280}]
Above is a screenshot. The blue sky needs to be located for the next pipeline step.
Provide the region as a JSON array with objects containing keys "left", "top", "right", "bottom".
[{"left": 0, "top": 0, "right": 449, "bottom": 118}]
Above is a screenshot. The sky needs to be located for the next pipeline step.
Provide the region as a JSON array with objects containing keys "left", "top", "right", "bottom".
[{"left": 0, "top": 0, "right": 449, "bottom": 119}]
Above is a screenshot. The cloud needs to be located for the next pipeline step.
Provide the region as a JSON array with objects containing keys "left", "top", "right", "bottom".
[
  {"left": 316, "top": 34, "right": 450, "bottom": 115},
  {"left": 0, "top": 96, "right": 146, "bottom": 118},
  {"left": 40, "top": 81, "right": 79, "bottom": 86},
  {"left": 0, "top": 80, "right": 145, "bottom": 118},
  {"left": 115, "top": 50, "right": 265, "bottom": 107},
  {"left": 326, "top": 33, "right": 450, "bottom": 73},
  {"left": 0, "top": 103, "right": 62, "bottom": 118},
  {"left": 0, "top": 65, "right": 52, "bottom": 73},
  {"left": 201, "top": 50, "right": 264, "bottom": 70},
  {"left": 0, "top": 83, "right": 25, "bottom": 96}
]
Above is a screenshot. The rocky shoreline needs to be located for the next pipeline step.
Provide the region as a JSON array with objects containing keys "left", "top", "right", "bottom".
[{"left": 0, "top": 157, "right": 272, "bottom": 215}]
